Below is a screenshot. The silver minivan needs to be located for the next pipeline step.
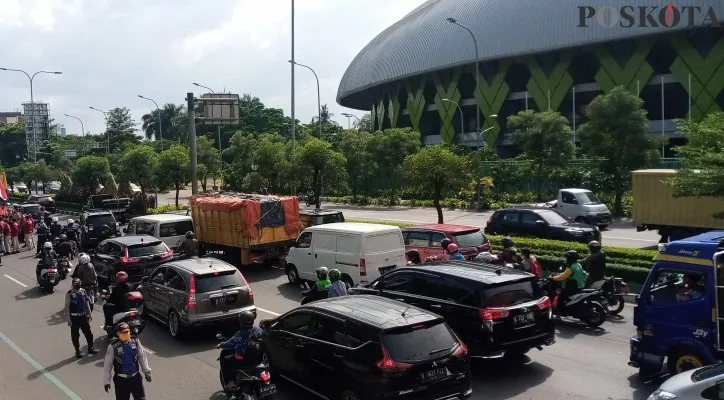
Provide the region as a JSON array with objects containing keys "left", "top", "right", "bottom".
[
  {"left": 125, "top": 214, "right": 194, "bottom": 250},
  {"left": 138, "top": 257, "right": 255, "bottom": 338}
]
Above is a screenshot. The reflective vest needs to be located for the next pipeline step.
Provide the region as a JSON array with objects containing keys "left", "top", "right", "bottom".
[
  {"left": 112, "top": 339, "right": 140, "bottom": 375},
  {"left": 568, "top": 262, "right": 588, "bottom": 289},
  {"left": 68, "top": 291, "right": 88, "bottom": 315}
]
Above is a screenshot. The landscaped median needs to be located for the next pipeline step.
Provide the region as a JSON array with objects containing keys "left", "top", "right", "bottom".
[{"left": 346, "top": 218, "right": 654, "bottom": 285}]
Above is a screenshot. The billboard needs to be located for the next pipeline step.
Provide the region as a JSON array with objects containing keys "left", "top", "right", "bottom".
[{"left": 200, "top": 93, "right": 240, "bottom": 125}]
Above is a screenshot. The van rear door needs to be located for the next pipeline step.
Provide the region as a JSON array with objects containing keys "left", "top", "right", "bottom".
[{"left": 363, "top": 231, "right": 405, "bottom": 281}]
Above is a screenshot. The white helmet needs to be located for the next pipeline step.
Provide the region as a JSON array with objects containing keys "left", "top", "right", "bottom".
[
  {"left": 52, "top": 217, "right": 58, "bottom": 223},
  {"left": 43, "top": 242, "right": 53, "bottom": 249},
  {"left": 79, "top": 253, "right": 90, "bottom": 264},
  {"left": 67, "top": 219, "right": 74, "bottom": 225}
]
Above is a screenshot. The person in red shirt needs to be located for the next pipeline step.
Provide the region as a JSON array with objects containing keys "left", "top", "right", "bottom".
[
  {"left": 10, "top": 218, "right": 20, "bottom": 253},
  {"left": 23, "top": 215, "right": 35, "bottom": 249},
  {"left": 3, "top": 217, "right": 11, "bottom": 255}
]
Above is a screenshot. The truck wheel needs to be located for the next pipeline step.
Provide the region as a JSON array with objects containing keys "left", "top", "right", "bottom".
[
  {"left": 286, "top": 265, "right": 300, "bottom": 284},
  {"left": 668, "top": 350, "right": 705, "bottom": 374}
]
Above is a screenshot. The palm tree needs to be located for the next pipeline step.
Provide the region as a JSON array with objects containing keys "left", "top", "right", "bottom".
[{"left": 141, "top": 103, "right": 185, "bottom": 142}]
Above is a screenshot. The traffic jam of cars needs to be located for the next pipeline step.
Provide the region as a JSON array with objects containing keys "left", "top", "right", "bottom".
[{"left": 10, "top": 188, "right": 724, "bottom": 400}]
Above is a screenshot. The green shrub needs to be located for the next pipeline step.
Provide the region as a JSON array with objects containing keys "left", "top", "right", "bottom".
[
  {"left": 145, "top": 204, "right": 189, "bottom": 215},
  {"left": 346, "top": 218, "right": 414, "bottom": 229}
]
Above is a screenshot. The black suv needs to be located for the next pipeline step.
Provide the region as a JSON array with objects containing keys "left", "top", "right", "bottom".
[
  {"left": 484, "top": 207, "right": 601, "bottom": 243},
  {"left": 91, "top": 235, "right": 174, "bottom": 288},
  {"left": 350, "top": 261, "right": 555, "bottom": 359},
  {"left": 79, "top": 210, "right": 120, "bottom": 250},
  {"left": 261, "top": 295, "right": 472, "bottom": 400}
]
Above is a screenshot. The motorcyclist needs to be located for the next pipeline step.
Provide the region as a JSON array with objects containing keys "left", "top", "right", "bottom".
[
  {"left": 497, "top": 237, "right": 521, "bottom": 264},
  {"left": 72, "top": 253, "right": 98, "bottom": 310},
  {"left": 63, "top": 219, "right": 79, "bottom": 243},
  {"left": 327, "top": 269, "right": 348, "bottom": 298},
  {"left": 217, "top": 311, "right": 264, "bottom": 391},
  {"left": 301, "top": 267, "right": 331, "bottom": 302},
  {"left": 406, "top": 249, "right": 422, "bottom": 265},
  {"left": 36, "top": 220, "right": 49, "bottom": 255},
  {"left": 36, "top": 242, "right": 57, "bottom": 280},
  {"left": 176, "top": 231, "right": 199, "bottom": 258},
  {"left": 104, "top": 271, "right": 133, "bottom": 329},
  {"left": 55, "top": 234, "right": 73, "bottom": 260},
  {"left": 49, "top": 216, "right": 63, "bottom": 237},
  {"left": 447, "top": 243, "right": 465, "bottom": 260},
  {"left": 582, "top": 240, "right": 606, "bottom": 285},
  {"left": 551, "top": 250, "right": 588, "bottom": 307}
]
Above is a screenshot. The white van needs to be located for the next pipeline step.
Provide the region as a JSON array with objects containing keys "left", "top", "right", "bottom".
[
  {"left": 285, "top": 223, "right": 406, "bottom": 287},
  {"left": 125, "top": 214, "right": 194, "bottom": 249}
]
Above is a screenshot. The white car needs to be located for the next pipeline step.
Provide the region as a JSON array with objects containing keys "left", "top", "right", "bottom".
[
  {"left": 649, "top": 363, "right": 724, "bottom": 400},
  {"left": 129, "top": 183, "right": 141, "bottom": 194}
]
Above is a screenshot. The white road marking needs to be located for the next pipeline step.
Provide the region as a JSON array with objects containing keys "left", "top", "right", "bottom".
[
  {"left": 143, "top": 346, "right": 156, "bottom": 355},
  {"left": 4, "top": 274, "right": 28, "bottom": 288},
  {"left": 256, "top": 307, "right": 280, "bottom": 316}
]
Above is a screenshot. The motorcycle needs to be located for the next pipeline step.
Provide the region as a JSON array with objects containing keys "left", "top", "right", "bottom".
[
  {"left": 36, "top": 262, "right": 60, "bottom": 293},
  {"left": 100, "top": 290, "right": 147, "bottom": 337},
  {"left": 216, "top": 333, "right": 276, "bottom": 399},
  {"left": 56, "top": 256, "right": 72, "bottom": 280},
  {"left": 540, "top": 278, "right": 607, "bottom": 328},
  {"left": 589, "top": 276, "right": 629, "bottom": 315}
]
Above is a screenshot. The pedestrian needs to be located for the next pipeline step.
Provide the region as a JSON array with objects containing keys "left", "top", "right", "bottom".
[
  {"left": 0, "top": 217, "right": 6, "bottom": 257},
  {"left": 10, "top": 218, "right": 20, "bottom": 253},
  {"left": 36, "top": 220, "right": 48, "bottom": 255},
  {"left": 103, "top": 322, "right": 152, "bottom": 400},
  {"left": 65, "top": 278, "right": 97, "bottom": 358},
  {"left": 3, "top": 217, "right": 11, "bottom": 256},
  {"left": 23, "top": 215, "right": 35, "bottom": 250}
]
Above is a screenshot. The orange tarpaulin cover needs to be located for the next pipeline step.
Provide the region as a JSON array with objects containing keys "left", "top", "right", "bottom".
[{"left": 190, "top": 194, "right": 301, "bottom": 238}]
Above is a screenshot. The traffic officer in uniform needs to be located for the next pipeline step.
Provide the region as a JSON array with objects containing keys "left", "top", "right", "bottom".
[
  {"left": 65, "top": 278, "right": 97, "bottom": 358},
  {"left": 103, "top": 322, "right": 152, "bottom": 400}
]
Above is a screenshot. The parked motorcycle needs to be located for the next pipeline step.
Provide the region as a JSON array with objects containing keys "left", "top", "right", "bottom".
[
  {"left": 100, "top": 290, "right": 147, "bottom": 336},
  {"left": 540, "top": 278, "right": 607, "bottom": 327},
  {"left": 36, "top": 262, "right": 60, "bottom": 293},
  {"left": 56, "top": 256, "right": 72, "bottom": 280},
  {"left": 589, "top": 276, "right": 629, "bottom": 315},
  {"left": 216, "top": 333, "right": 276, "bottom": 399}
]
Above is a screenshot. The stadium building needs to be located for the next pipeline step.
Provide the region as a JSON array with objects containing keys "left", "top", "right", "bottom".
[{"left": 336, "top": 0, "right": 724, "bottom": 156}]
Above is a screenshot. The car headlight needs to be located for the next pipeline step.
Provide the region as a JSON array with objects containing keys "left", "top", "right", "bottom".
[
  {"left": 648, "top": 389, "right": 678, "bottom": 400},
  {"left": 565, "top": 228, "right": 584, "bottom": 235}
]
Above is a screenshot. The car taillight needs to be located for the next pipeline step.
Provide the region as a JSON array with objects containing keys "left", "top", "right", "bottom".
[
  {"left": 235, "top": 269, "right": 253, "bottom": 301},
  {"left": 186, "top": 275, "right": 197, "bottom": 309},
  {"left": 479, "top": 307, "right": 510, "bottom": 320},
  {"left": 160, "top": 248, "right": 173, "bottom": 259},
  {"left": 120, "top": 248, "right": 139, "bottom": 263},
  {"left": 452, "top": 340, "right": 468, "bottom": 358},
  {"left": 259, "top": 371, "right": 271, "bottom": 382},
  {"left": 48, "top": 268, "right": 57, "bottom": 273},
  {"left": 359, "top": 259, "right": 366, "bottom": 277},
  {"left": 376, "top": 346, "right": 411, "bottom": 372},
  {"left": 537, "top": 296, "right": 552, "bottom": 310}
]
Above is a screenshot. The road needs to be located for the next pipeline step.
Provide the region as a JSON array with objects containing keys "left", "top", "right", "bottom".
[
  {"left": 0, "top": 246, "right": 662, "bottom": 400},
  {"left": 157, "top": 189, "right": 660, "bottom": 249}
]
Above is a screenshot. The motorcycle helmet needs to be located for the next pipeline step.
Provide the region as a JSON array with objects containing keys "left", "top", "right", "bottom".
[
  {"left": 60, "top": 234, "right": 67, "bottom": 241},
  {"left": 185, "top": 231, "right": 195, "bottom": 239},
  {"left": 116, "top": 271, "right": 129, "bottom": 283},
  {"left": 43, "top": 241, "right": 53, "bottom": 249},
  {"left": 238, "top": 310, "right": 255, "bottom": 327},
  {"left": 501, "top": 237, "right": 514, "bottom": 248},
  {"left": 328, "top": 269, "right": 342, "bottom": 282},
  {"left": 316, "top": 266, "right": 329, "bottom": 280},
  {"left": 67, "top": 219, "right": 74, "bottom": 225},
  {"left": 52, "top": 217, "right": 58, "bottom": 223},
  {"left": 447, "top": 243, "right": 459, "bottom": 253},
  {"left": 588, "top": 240, "right": 602, "bottom": 252},
  {"left": 563, "top": 250, "right": 579, "bottom": 263},
  {"left": 79, "top": 253, "right": 91, "bottom": 265},
  {"left": 440, "top": 238, "right": 452, "bottom": 250}
]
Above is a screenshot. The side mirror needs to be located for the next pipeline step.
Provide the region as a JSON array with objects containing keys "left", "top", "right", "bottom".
[{"left": 536, "top": 220, "right": 546, "bottom": 226}]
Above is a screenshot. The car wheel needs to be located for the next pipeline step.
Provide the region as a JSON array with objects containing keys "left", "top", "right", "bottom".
[
  {"left": 339, "top": 389, "right": 361, "bottom": 400},
  {"left": 668, "top": 350, "right": 706, "bottom": 374},
  {"left": 168, "top": 311, "right": 183, "bottom": 339},
  {"left": 286, "top": 265, "right": 299, "bottom": 284},
  {"left": 341, "top": 275, "right": 354, "bottom": 289}
]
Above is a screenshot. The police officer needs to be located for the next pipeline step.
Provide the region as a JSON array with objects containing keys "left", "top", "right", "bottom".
[
  {"left": 65, "top": 278, "right": 97, "bottom": 358},
  {"left": 103, "top": 322, "right": 152, "bottom": 400}
]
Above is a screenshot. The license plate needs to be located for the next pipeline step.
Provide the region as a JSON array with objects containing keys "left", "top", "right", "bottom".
[
  {"left": 418, "top": 367, "right": 447, "bottom": 383},
  {"left": 226, "top": 295, "right": 238, "bottom": 304},
  {"left": 259, "top": 383, "right": 277, "bottom": 397},
  {"left": 130, "top": 320, "right": 142, "bottom": 326},
  {"left": 212, "top": 297, "right": 226, "bottom": 306},
  {"left": 513, "top": 312, "right": 535, "bottom": 326}
]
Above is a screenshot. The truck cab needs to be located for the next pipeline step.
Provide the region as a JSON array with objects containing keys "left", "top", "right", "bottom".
[
  {"left": 553, "top": 189, "right": 612, "bottom": 228},
  {"left": 629, "top": 231, "right": 724, "bottom": 379}
]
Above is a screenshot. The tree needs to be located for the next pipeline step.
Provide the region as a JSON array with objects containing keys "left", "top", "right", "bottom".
[
  {"left": 250, "top": 133, "right": 290, "bottom": 193},
  {"left": 106, "top": 107, "right": 140, "bottom": 152},
  {"left": 310, "top": 104, "right": 343, "bottom": 144},
  {"left": 578, "top": 86, "right": 660, "bottom": 215},
  {"left": 338, "top": 130, "right": 375, "bottom": 202},
  {"left": 118, "top": 145, "right": 158, "bottom": 197},
  {"left": 293, "top": 138, "right": 348, "bottom": 209},
  {"left": 671, "top": 112, "right": 724, "bottom": 218},
  {"left": 237, "top": 94, "right": 294, "bottom": 137},
  {"left": 72, "top": 156, "right": 112, "bottom": 198},
  {"left": 0, "top": 122, "right": 27, "bottom": 166},
  {"left": 367, "top": 128, "right": 421, "bottom": 204},
  {"left": 196, "top": 136, "right": 220, "bottom": 187},
  {"left": 403, "top": 145, "right": 469, "bottom": 223},
  {"left": 154, "top": 145, "right": 190, "bottom": 207},
  {"left": 507, "top": 110, "right": 575, "bottom": 200},
  {"left": 141, "top": 103, "right": 185, "bottom": 143},
  {"left": 354, "top": 113, "right": 373, "bottom": 132}
]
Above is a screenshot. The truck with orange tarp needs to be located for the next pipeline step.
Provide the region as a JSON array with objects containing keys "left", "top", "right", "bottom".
[{"left": 189, "top": 193, "right": 302, "bottom": 265}]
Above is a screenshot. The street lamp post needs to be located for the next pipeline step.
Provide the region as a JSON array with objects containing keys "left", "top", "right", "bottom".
[
  {"left": 64, "top": 113, "right": 86, "bottom": 150},
  {"left": 0, "top": 68, "right": 62, "bottom": 162},
  {"left": 341, "top": 112, "right": 360, "bottom": 130},
  {"left": 89, "top": 106, "right": 109, "bottom": 154},
  {"left": 192, "top": 82, "right": 225, "bottom": 188},
  {"left": 446, "top": 18, "right": 480, "bottom": 138},
  {"left": 442, "top": 99, "right": 465, "bottom": 138},
  {"left": 289, "top": 60, "right": 321, "bottom": 139},
  {"left": 138, "top": 95, "right": 163, "bottom": 151}
]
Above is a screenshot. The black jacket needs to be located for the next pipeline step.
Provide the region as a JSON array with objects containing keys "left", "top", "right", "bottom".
[
  {"left": 108, "top": 283, "right": 132, "bottom": 307},
  {"left": 583, "top": 251, "right": 606, "bottom": 283},
  {"left": 49, "top": 223, "right": 63, "bottom": 237},
  {"left": 72, "top": 263, "right": 98, "bottom": 286},
  {"left": 56, "top": 242, "right": 73, "bottom": 257}
]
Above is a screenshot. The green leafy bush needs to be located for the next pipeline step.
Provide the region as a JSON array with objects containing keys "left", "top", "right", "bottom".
[
  {"left": 346, "top": 219, "right": 413, "bottom": 229},
  {"left": 9, "top": 193, "right": 29, "bottom": 201},
  {"left": 145, "top": 204, "right": 189, "bottom": 215}
]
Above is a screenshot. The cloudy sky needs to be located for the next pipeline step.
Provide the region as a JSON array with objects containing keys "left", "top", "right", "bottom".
[{"left": 0, "top": 0, "right": 426, "bottom": 135}]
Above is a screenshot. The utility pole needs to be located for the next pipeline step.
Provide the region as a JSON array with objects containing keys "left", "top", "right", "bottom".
[{"left": 187, "top": 92, "right": 198, "bottom": 195}]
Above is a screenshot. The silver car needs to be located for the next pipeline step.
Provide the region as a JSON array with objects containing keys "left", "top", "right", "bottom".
[
  {"left": 138, "top": 257, "right": 256, "bottom": 339},
  {"left": 649, "top": 363, "right": 724, "bottom": 400}
]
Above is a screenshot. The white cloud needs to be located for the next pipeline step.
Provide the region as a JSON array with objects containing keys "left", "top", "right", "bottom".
[{"left": 0, "top": 0, "right": 427, "bottom": 135}]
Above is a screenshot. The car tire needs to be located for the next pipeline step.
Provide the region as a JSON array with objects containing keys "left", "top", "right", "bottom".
[
  {"left": 668, "top": 350, "right": 706, "bottom": 375},
  {"left": 168, "top": 311, "right": 184, "bottom": 339},
  {"left": 341, "top": 275, "right": 354, "bottom": 289},
  {"left": 339, "top": 389, "right": 361, "bottom": 400},
  {"left": 598, "top": 224, "right": 609, "bottom": 230},
  {"left": 286, "top": 265, "right": 299, "bottom": 284}
]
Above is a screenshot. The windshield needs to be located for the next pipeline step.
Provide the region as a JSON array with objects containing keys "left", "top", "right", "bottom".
[
  {"left": 382, "top": 322, "right": 456, "bottom": 362},
  {"left": 538, "top": 210, "right": 569, "bottom": 225},
  {"left": 87, "top": 215, "right": 116, "bottom": 228},
  {"left": 453, "top": 230, "right": 486, "bottom": 248},
  {"left": 482, "top": 279, "right": 541, "bottom": 307},
  {"left": 195, "top": 270, "right": 245, "bottom": 293},
  {"left": 22, "top": 205, "right": 41, "bottom": 212},
  {"left": 578, "top": 191, "right": 602, "bottom": 205},
  {"left": 127, "top": 242, "right": 168, "bottom": 258},
  {"left": 133, "top": 221, "right": 156, "bottom": 236}
]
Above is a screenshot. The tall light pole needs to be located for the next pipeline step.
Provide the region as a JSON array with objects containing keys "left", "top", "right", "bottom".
[
  {"left": 442, "top": 99, "right": 465, "bottom": 137},
  {"left": 289, "top": 60, "right": 321, "bottom": 139},
  {"left": 138, "top": 95, "right": 163, "bottom": 150},
  {"left": 64, "top": 113, "right": 86, "bottom": 151},
  {"left": 89, "top": 106, "right": 109, "bottom": 154},
  {"left": 446, "top": 18, "right": 480, "bottom": 139},
  {"left": 192, "top": 82, "right": 225, "bottom": 187},
  {"left": 0, "top": 68, "right": 62, "bottom": 162},
  {"left": 341, "top": 112, "right": 360, "bottom": 129}
]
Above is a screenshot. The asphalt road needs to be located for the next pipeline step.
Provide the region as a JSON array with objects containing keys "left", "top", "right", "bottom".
[
  {"left": 158, "top": 189, "right": 660, "bottom": 249},
  {"left": 0, "top": 245, "right": 663, "bottom": 400}
]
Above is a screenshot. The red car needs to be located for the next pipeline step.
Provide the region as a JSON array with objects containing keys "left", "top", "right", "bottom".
[{"left": 401, "top": 224, "right": 491, "bottom": 261}]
